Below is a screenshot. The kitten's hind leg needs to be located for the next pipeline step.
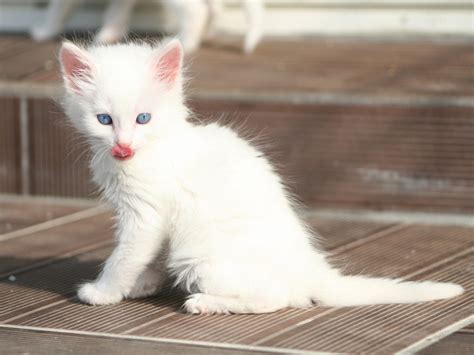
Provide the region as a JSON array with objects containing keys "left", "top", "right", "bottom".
[
  {"left": 128, "top": 245, "right": 169, "bottom": 299},
  {"left": 127, "top": 262, "right": 166, "bottom": 299},
  {"left": 184, "top": 293, "right": 283, "bottom": 315}
]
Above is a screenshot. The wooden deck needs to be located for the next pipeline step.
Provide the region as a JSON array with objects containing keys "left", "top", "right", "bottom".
[
  {"left": 1, "top": 35, "right": 473, "bottom": 213},
  {"left": 0, "top": 195, "right": 472, "bottom": 354}
]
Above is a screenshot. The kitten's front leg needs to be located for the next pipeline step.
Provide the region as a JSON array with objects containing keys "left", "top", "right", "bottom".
[{"left": 78, "top": 205, "right": 165, "bottom": 305}]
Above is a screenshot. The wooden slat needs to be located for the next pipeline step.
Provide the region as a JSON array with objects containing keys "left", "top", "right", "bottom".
[
  {"left": 0, "top": 196, "right": 90, "bottom": 235},
  {"left": 419, "top": 332, "right": 474, "bottom": 355},
  {"left": 330, "top": 224, "right": 474, "bottom": 277},
  {"left": 0, "top": 246, "right": 111, "bottom": 322},
  {"left": 189, "top": 39, "right": 474, "bottom": 99},
  {"left": 0, "top": 40, "right": 58, "bottom": 81},
  {"left": 306, "top": 215, "right": 394, "bottom": 249},
  {"left": 0, "top": 325, "right": 274, "bottom": 355},
  {"left": 27, "top": 98, "right": 95, "bottom": 197},
  {"left": 0, "top": 97, "right": 20, "bottom": 194},
  {"left": 0, "top": 36, "right": 34, "bottom": 60},
  {"left": 0, "top": 210, "right": 113, "bottom": 278}
]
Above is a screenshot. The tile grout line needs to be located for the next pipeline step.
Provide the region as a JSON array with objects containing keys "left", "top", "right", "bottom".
[
  {"left": 0, "top": 205, "right": 109, "bottom": 242},
  {"left": 0, "top": 324, "right": 310, "bottom": 355}
]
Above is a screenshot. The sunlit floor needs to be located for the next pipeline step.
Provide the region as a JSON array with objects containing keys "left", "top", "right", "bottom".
[{"left": 0, "top": 195, "right": 472, "bottom": 354}]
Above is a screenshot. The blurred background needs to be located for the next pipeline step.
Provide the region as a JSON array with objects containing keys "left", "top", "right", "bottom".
[{"left": 0, "top": 0, "right": 473, "bottom": 215}]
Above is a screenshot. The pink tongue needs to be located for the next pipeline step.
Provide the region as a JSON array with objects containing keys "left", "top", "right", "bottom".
[{"left": 112, "top": 145, "right": 133, "bottom": 159}]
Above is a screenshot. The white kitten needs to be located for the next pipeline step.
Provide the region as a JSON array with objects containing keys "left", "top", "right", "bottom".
[
  {"left": 32, "top": 0, "right": 263, "bottom": 54},
  {"left": 59, "top": 40, "right": 463, "bottom": 314}
]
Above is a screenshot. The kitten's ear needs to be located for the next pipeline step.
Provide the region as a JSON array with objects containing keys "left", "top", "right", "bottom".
[
  {"left": 59, "top": 42, "right": 94, "bottom": 94},
  {"left": 151, "top": 39, "right": 183, "bottom": 86}
]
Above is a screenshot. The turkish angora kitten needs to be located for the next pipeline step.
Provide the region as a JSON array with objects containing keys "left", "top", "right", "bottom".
[
  {"left": 59, "top": 39, "right": 463, "bottom": 314},
  {"left": 32, "top": 0, "right": 263, "bottom": 53}
]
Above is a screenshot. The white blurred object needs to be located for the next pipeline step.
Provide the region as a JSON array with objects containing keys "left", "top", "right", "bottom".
[
  {"left": 28, "top": 0, "right": 264, "bottom": 54},
  {"left": 3, "top": 1, "right": 469, "bottom": 39},
  {"left": 242, "top": 0, "right": 263, "bottom": 53},
  {"left": 30, "top": 0, "right": 80, "bottom": 41},
  {"left": 95, "top": 0, "right": 138, "bottom": 44}
]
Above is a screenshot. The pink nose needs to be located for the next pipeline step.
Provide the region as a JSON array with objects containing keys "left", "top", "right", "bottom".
[{"left": 111, "top": 144, "right": 134, "bottom": 160}]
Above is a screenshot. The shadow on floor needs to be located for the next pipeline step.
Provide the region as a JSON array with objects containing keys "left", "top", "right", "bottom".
[{"left": 0, "top": 255, "right": 186, "bottom": 315}]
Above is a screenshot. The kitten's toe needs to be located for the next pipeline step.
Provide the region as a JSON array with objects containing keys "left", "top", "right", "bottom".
[
  {"left": 77, "top": 282, "right": 123, "bottom": 305},
  {"left": 183, "top": 293, "right": 230, "bottom": 315}
]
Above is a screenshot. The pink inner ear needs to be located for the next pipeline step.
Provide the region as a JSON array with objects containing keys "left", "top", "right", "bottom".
[
  {"left": 61, "top": 46, "right": 92, "bottom": 92},
  {"left": 155, "top": 44, "right": 182, "bottom": 85}
]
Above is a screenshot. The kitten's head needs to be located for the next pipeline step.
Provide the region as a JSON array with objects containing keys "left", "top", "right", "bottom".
[{"left": 59, "top": 39, "right": 186, "bottom": 161}]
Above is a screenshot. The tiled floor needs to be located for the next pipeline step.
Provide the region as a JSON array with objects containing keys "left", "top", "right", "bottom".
[{"left": 0, "top": 196, "right": 472, "bottom": 353}]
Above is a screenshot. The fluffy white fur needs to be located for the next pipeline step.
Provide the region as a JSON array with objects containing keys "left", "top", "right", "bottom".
[
  {"left": 59, "top": 39, "right": 464, "bottom": 314},
  {"left": 31, "top": 0, "right": 263, "bottom": 54}
]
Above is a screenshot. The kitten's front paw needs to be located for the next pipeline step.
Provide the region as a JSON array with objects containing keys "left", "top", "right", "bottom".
[{"left": 77, "top": 282, "right": 123, "bottom": 305}]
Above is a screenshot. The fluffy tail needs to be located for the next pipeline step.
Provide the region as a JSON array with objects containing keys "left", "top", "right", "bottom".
[
  {"left": 242, "top": 0, "right": 264, "bottom": 53},
  {"left": 315, "top": 274, "right": 464, "bottom": 307}
]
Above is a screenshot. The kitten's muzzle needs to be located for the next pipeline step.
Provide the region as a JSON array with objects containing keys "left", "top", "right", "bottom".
[{"left": 112, "top": 144, "right": 134, "bottom": 161}]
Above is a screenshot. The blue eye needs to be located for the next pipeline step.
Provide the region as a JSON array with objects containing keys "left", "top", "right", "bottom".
[
  {"left": 97, "top": 114, "right": 113, "bottom": 125},
  {"left": 136, "top": 112, "right": 151, "bottom": 124}
]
